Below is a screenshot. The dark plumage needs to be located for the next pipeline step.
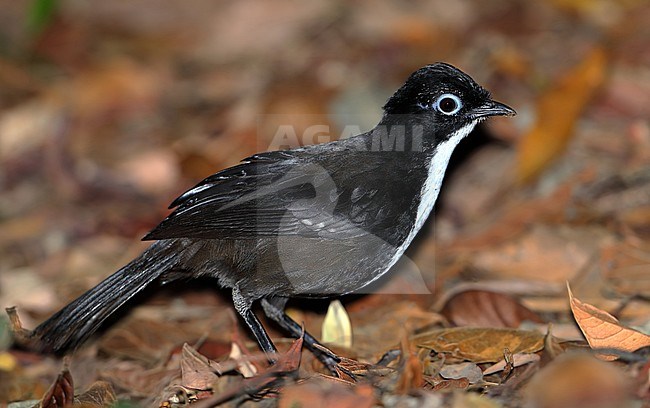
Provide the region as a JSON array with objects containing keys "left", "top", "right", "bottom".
[{"left": 26, "top": 63, "right": 515, "bottom": 375}]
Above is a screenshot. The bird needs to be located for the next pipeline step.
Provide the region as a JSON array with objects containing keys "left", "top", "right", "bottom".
[{"left": 25, "top": 62, "right": 515, "bottom": 375}]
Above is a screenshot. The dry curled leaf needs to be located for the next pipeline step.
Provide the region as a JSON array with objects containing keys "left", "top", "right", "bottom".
[
  {"left": 180, "top": 343, "right": 221, "bottom": 391},
  {"left": 42, "top": 369, "right": 74, "bottom": 408},
  {"left": 440, "top": 289, "right": 544, "bottom": 328},
  {"left": 413, "top": 327, "right": 545, "bottom": 363},
  {"left": 567, "top": 283, "right": 650, "bottom": 360},
  {"left": 192, "top": 336, "right": 304, "bottom": 408},
  {"left": 429, "top": 377, "right": 470, "bottom": 392}
]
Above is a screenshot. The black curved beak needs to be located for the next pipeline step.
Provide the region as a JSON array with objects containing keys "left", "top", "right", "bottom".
[{"left": 470, "top": 100, "right": 516, "bottom": 120}]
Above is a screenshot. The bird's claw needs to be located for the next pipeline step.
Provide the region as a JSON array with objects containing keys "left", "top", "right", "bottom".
[{"left": 311, "top": 344, "right": 357, "bottom": 380}]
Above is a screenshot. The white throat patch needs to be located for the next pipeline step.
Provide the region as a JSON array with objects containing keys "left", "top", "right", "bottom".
[
  {"left": 338, "top": 120, "right": 480, "bottom": 292},
  {"left": 386, "top": 120, "right": 479, "bottom": 273},
  {"left": 410, "top": 120, "right": 478, "bottom": 236}
]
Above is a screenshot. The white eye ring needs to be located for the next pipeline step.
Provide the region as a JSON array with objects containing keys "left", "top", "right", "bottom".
[{"left": 434, "top": 93, "right": 463, "bottom": 115}]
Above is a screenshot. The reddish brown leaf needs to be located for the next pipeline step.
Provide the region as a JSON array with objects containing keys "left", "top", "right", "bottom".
[
  {"left": 276, "top": 334, "right": 304, "bottom": 373},
  {"left": 180, "top": 343, "right": 221, "bottom": 391},
  {"left": 429, "top": 377, "right": 470, "bottom": 392},
  {"left": 567, "top": 283, "right": 650, "bottom": 359},
  {"left": 41, "top": 368, "right": 74, "bottom": 408},
  {"left": 192, "top": 336, "right": 305, "bottom": 408},
  {"left": 440, "top": 289, "right": 544, "bottom": 328}
]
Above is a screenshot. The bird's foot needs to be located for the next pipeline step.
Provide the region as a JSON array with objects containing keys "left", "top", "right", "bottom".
[{"left": 312, "top": 343, "right": 357, "bottom": 380}]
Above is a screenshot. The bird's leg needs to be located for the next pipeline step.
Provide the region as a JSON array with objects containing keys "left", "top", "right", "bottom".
[
  {"left": 261, "top": 297, "right": 351, "bottom": 377},
  {"left": 232, "top": 288, "right": 277, "bottom": 364}
]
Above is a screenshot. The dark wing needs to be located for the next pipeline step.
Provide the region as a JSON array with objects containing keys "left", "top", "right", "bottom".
[{"left": 143, "top": 148, "right": 401, "bottom": 241}]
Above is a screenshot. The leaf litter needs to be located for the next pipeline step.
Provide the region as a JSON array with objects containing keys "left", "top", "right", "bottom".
[{"left": 1, "top": 0, "right": 650, "bottom": 406}]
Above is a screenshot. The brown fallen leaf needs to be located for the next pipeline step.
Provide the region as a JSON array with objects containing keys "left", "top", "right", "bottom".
[
  {"left": 428, "top": 377, "right": 470, "bottom": 392},
  {"left": 541, "top": 324, "right": 571, "bottom": 362},
  {"left": 100, "top": 361, "right": 179, "bottom": 400},
  {"left": 396, "top": 333, "right": 424, "bottom": 394},
  {"left": 523, "top": 352, "right": 631, "bottom": 408},
  {"left": 40, "top": 367, "right": 117, "bottom": 408},
  {"left": 412, "top": 327, "right": 545, "bottom": 363},
  {"left": 516, "top": 47, "right": 607, "bottom": 183},
  {"left": 180, "top": 343, "right": 221, "bottom": 391},
  {"left": 192, "top": 336, "right": 304, "bottom": 408},
  {"left": 279, "top": 379, "right": 375, "bottom": 408},
  {"left": 74, "top": 381, "right": 117, "bottom": 408},
  {"left": 440, "top": 289, "right": 544, "bottom": 328},
  {"left": 350, "top": 300, "right": 445, "bottom": 358},
  {"left": 567, "top": 283, "right": 650, "bottom": 360},
  {"left": 41, "top": 368, "right": 74, "bottom": 408}
]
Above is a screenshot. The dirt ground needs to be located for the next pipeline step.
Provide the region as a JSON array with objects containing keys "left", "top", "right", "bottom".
[{"left": 1, "top": 0, "right": 649, "bottom": 406}]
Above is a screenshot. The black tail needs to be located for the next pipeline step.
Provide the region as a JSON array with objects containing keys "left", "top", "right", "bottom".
[{"left": 31, "top": 239, "right": 184, "bottom": 354}]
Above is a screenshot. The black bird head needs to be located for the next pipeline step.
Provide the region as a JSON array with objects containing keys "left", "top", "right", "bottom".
[{"left": 381, "top": 63, "right": 515, "bottom": 139}]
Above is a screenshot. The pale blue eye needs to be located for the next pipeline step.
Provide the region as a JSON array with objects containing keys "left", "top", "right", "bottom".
[{"left": 434, "top": 93, "right": 462, "bottom": 115}]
